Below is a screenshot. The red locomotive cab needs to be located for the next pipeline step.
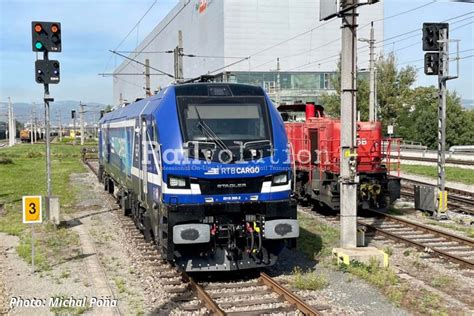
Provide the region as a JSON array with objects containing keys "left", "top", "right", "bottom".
[
  {"left": 280, "top": 102, "right": 401, "bottom": 211},
  {"left": 356, "top": 121, "right": 384, "bottom": 173}
]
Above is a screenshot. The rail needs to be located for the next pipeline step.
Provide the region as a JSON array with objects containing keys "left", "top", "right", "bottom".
[
  {"left": 360, "top": 209, "right": 474, "bottom": 269},
  {"left": 394, "top": 155, "right": 474, "bottom": 166},
  {"left": 185, "top": 275, "right": 225, "bottom": 316},
  {"left": 259, "top": 272, "right": 319, "bottom": 316}
]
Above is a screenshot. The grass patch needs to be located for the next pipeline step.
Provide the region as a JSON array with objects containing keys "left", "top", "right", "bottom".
[
  {"left": 430, "top": 275, "right": 452, "bottom": 289},
  {"left": 340, "top": 259, "right": 399, "bottom": 290},
  {"left": 16, "top": 236, "right": 50, "bottom": 271},
  {"left": 292, "top": 267, "right": 328, "bottom": 290},
  {"left": 114, "top": 277, "right": 127, "bottom": 294},
  {"left": 84, "top": 139, "right": 98, "bottom": 145},
  {"left": 383, "top": 246, "right": 394, "bottom": 257},
  {"left": 0, "top": 143, "right": 85, "bottom": 236},
  {"left": 0, "top": 144, "right": 85, "bottom": 270},
  {"left": 14, "top": 224, "right": 81, "bottom": 272},
  {"left": 387, "top": 208, "right": 404, "bottom": 216},
  {"left": 297, "top": 212, "right": 339, "bottom": 261},
  {"left": 401, "top": 164, "right": 474, "bottom": 185},
  {"left": 415, "top": 289, "right": 446, "bottom": 315},
  {"left": 339, "top": 259, "right": 446, "bottom": 314}
]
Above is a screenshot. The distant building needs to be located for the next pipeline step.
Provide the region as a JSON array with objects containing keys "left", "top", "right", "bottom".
[
  {"left": 214, "top": 71, "right": 337, "bottom": 105},
  {"left": 113, "top": 0, "right": 384, "bottom": 105}
]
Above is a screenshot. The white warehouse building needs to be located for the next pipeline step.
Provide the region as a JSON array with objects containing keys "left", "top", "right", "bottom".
[{"left": 113, "top": 0, "right": 384, "bottom": 105}]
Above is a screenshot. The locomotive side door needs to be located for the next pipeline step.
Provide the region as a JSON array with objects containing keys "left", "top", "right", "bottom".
[
  {"left": 139, "top": 119, "right": 148, "bottom": 206},
  {"left": 309, "top": 128, "right": 322, "bottom": 194},
  {"left": 309, "top": 129, "right": 318, "bottom": 165}
]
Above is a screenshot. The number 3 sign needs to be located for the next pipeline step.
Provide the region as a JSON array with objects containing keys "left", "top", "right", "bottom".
[{"left": 22, "top": 196, "right": 42, "bottom": 223}]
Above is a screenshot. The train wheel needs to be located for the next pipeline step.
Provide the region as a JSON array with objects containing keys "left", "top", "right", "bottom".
[
  {"left": 131, "top": 202, "right": 140, "bottom": 228},
  {"left": 121, "top": 193, "right": 132, "bottom": 217},
  {"left": 107, "top": 179, "right": 114, "bottom": 195},
  {"left": 98, "top": 165, "right": 104, "bottom": 182},
  {"left": 157, "top": 215, "right": 171, "bottom": 260},
  {"left": 142, "top": 210, "right": 152, "bottom": 243}
]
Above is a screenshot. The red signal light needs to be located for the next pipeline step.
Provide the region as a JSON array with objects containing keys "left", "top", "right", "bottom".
[
  {"left": 51, "top": 24, "right": 58, "bottom": 33},
  {"left": 34, "top": 24, "right": 42, "bottom": 33}
]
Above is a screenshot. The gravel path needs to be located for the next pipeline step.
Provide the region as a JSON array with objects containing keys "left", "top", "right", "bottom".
[
  {"left": 1, "top": 233, "right": 93, "bottom": 315},
  {"left": 0, "top": 235, "right": 11, "bottom": 314}
]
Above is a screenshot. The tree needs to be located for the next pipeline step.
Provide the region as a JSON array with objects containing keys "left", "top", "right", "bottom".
[
  {"left": 319, "top": 61, "right": 370, "bottom": 120},
  {"left": 376, "top": 53, "right": 417, "bottom": 129},
  {"left": 397, "top": 87, "right": 474, "bottom": 148},
  {"left": 320, "top": 52, "right": 417, "bottom": 127},
  {"left": 318, "top": 52, "right": 473, "bottom": 148}
]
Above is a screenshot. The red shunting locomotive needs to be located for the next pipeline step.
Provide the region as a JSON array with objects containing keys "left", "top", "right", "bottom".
[{"left": 280, "top": 103, "right": 401, "bottom": 211}]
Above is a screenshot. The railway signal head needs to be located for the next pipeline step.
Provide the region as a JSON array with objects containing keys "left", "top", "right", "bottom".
[
  {"left": 424, "top": 53, "right": 440, "bottom": 76},
  {"left": 35, "top": 60, "right": 60, "bottom": 84},
  {"left": 31, "top": 21, "right": 62, "bottom": 52},
  {"left": 422, "top": 22, "right": 449, "bottom": 52}
]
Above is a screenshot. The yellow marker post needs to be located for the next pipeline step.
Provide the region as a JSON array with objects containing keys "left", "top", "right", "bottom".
[
  {"left": 22, "top": 196, "right": 42, "bottom": 273},
  {"left": 438, "top": 191, "right": 448, "bottom": 214}
]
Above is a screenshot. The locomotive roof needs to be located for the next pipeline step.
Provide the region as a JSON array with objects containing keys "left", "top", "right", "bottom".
[
  {"left": 174, "top": 83, "right": 265, "bottom": 97},
  {"left": 100, "top": 83, "right": 266, "bottom": 124}
]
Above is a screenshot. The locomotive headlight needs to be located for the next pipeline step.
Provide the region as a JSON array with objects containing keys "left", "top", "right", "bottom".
[
  {"left": 272, "top": 172, "right": 288, "bottom": 186},
  {"left": 168, "top": 175, "right": 189, "bottom": 188}
]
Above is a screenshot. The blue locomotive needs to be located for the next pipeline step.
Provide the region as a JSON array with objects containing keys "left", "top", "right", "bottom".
[{"left": 98, "top": 83, "right": 298, "bottom": 272}]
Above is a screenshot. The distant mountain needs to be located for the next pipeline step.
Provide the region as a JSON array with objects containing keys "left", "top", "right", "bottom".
[
  {"left": 0, "top": 100, "right": 108, "bottom": 126},
  {"left": 462, "top": 99, "right": 474, "bottom": 110}
]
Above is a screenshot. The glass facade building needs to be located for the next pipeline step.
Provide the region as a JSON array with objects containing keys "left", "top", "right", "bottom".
[{"left": 215, "top": 71, "right": 337, "bottom": 105}]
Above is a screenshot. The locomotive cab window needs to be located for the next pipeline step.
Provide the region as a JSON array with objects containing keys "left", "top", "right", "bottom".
[
  {"left": 178, "top": 97, "right": 270, "bottom": 142},
  {"left": 177, "top": 96, "right": 272, "bottom": 161}
]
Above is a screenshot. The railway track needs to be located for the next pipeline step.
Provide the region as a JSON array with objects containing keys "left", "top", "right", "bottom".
[
  {"left": 84, "top": 158, "right": 320, "bottom": 315},
  {"left": 392, "top": 155, "right": 474, "bottom": 166},
  {"left": 399, "top": 177, "right": 474, "bottom": 214},
  {"left": 119, "top": 216, "right": 319, "bottom": 315},
  {"left": 359, "top": 210, "right": 474, "bottom": 270},
  {"left": 301, "top": 206, "right": 474, "bottom": 270}
]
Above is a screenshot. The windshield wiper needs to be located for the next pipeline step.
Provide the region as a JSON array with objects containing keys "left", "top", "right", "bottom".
[
  {"left": 193, "top": 107, "right": 232, "bottom": 156},
  {"left": 243, "top": 140, "right": 271, "bottom": 149}
]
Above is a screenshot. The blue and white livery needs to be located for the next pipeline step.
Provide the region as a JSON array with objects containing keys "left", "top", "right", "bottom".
[{"left": 99, "top": 83, "right": 298, "bottom": 271}]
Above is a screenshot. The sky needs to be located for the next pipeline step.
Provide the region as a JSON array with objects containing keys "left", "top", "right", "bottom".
[{"left": 0, "top": 0, "right": 473, "bottom": 105}]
